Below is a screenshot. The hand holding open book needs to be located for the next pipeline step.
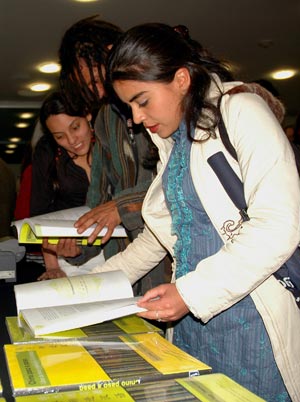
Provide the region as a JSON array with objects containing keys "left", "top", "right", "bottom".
[
  {"left": 14, "top": 270, "right": 146, "bottom": 336},
  {"left": 12, "top": 206, "right": 127, "bottom": 245}
]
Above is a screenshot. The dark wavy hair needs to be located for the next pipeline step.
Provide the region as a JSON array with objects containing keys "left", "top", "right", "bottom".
[
  {"left": 40, "top": 91, "right": 90, "bottom": 136},
  {"left": 59, "top": 16, "right": 123, "bottom": 111},
  {"left": 106, "top": 23, "right": 233, "bottom": 140}
]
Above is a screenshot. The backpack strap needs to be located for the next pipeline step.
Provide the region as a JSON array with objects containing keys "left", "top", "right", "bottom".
[
  {"left": 210, "top": 93, "right": 249, "bottom": 221},
  {"left": 217, "top": 82, "right": 285, "bottom": 161},
  {"left": 212, "top": 91, "right": 300, "bottom": 305},
  {"left": 217, "top": 95, "right": 238, "bottom": 161}
]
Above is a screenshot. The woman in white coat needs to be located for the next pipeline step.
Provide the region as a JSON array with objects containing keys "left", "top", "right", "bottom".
[{"left": 94, "top": 23, "right": 300, "bottom": 401}]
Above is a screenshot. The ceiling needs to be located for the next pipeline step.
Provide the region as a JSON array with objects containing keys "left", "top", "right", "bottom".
[{"left": 1, "top": 0, "right": 300, "bottom": 165}]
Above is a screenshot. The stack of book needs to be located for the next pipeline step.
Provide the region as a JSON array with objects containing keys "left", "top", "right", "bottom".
[
  {"left": 5, "top": 315, "right": 164, "bottom": 345},
  {"left": 2, "top": 270, "right": 265, "bottom": 401},
  {"left": 8, "top": 373, "right": 265, "bottom": 401},
  {"left": 4, "top": 332, "right": 212, "bottom": 396}
]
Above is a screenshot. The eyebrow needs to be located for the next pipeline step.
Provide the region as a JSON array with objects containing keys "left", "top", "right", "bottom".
[
  {"left": 129, "top": 91, "right": 147, "bottom": 103},
  {"left": 51, "top": 118, "right": 78, "bottom": 135}
]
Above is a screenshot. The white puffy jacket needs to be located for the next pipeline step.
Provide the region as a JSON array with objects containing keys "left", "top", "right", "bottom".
[{"left": 94, "top": 79, "right": 300, "bottom": 400}]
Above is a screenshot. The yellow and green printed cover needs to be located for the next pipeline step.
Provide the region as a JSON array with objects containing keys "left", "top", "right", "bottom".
[
  {"left": 4, "top": 333, "right": 211, "bottom": 396},
  {"left": 14, "top": 373, "right": 266, "bottom": 401},
  {"left": 15, "top": 389, "right": 135, "bottom": 402},
  {"left": 175, "top": 373, "right": 266, "bottom": 401},
  {"left": 17, "top": 223, "right": 101, "bottom": 246}
]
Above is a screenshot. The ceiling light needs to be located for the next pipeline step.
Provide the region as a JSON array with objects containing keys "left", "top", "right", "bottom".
[
  {"left": 7, "top": 144, "right": 17, "bottom": 149},
  {"left": 5, "top": 150, "right": 14, "bottom": 154},
  {"left": 38, "top": 62, "right": 61, "bottom": 74},
  {"left": 271, "top": 69, "right": 297, "bottom": 80},
  {"left": 9, "top": 137, "right": 22, "bottom": 142},
  {"left": 29, "top": 83, "right": 51, "bottom": 92},
  {"left": 19, "top": 112, "right": 34, "bottom": 119},
  {"left": 15, "top": 122, "right": 30, "bottom": 128},
  {"left": 74, "top": 0, "right": 98, "bottom": 2}
]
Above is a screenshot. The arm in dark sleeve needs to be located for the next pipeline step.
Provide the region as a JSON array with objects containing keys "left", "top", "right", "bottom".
[
  {"left": 114, "top": 189, "right": 149, "bottom": 232},
  {"left": 89, "top": 105, "right": 154, "bottom": 233},
  {"left": 30, "top": 138, "right": 56, "bottom": 216},
  {"left": 64, "top": 245, "right": 102, "bottom": 266}
]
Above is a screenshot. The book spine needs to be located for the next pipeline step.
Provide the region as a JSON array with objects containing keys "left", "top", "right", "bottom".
[{"left": 12, "top": 369, "right": 211, "bottom": 397}]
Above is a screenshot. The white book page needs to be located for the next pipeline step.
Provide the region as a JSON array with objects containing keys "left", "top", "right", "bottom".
[
  {"left": 21, "top": 297, "right": 146, "bottom": 335},
  {"left": 30, "top": 206, "right": 91, "bottom": 221},
  {"left": 14, "top": 270, "right": 133, "bottom": 314},
  {"left": 13, "top": 206, "right": 126, "bottom": 238},
  {"left": 12, "top": 206, "right": 90, "bottom": 235},
  {"left": 27, "top": 219, "right": 103, "bottom": 237}
]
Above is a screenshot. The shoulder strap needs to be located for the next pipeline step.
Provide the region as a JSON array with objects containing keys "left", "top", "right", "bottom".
[
  {"left": 207, "top": 93, "right": 249, "bottom": 222},
  {"left": 217, "top": 82, "right": 286, "bottom": 160},
  {"left": 217, "top": 95, "right": 238, "bottom": 161}
]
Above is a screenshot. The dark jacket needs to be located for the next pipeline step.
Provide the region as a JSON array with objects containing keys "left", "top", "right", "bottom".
[
  {"left": 30, "top": 136, "right": 89, "bottom": 217},
  {"left": 87, "top": 102, "right": 156, "bottom": 259}
]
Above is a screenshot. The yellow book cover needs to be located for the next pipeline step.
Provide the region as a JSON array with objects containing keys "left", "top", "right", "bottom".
[
  {"left": 176, "top": 373, "right": 266, "bottom": 401},
  {"left": 15, "top": 389, "right": 135, "bottom": 402},
  {"left": 13, "top": 373, "right": 265, "bottom": 401},
  {"left": 124, "top": 373, "right": 265, "bottom": 401},
  {"left": 5, "top": 315, "right": 163, "bottom": 344},
  {"left": 12, "top": 206, "right": 126, "bottom": 245},
  {"left": 4, "top": 333, "right": 211, "bottom": 396}
]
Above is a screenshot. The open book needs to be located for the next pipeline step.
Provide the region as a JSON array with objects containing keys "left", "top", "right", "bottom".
[
  {"left": 14, "top": 270, "right": 146, "bottom": 336},
  {"left": 12, "top": 206, "right": 127, "bottom": 245}
]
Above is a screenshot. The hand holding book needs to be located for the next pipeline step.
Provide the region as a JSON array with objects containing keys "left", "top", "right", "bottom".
[
  {"left": 14, "top": 270, "right": 146, "bottom": 336},
  {"left": 12, "top": 206, "right": 127, "bottom": 246},
  {"left": 74, "top": 200, "right": 121, "bottom": 245}
]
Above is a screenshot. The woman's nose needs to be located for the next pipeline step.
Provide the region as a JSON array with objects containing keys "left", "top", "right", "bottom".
[
  {"left": 132, "top": 107, "right": 145, "bottom": 125},
  {"left": 66, "top": 133, "right": 76, "bottom": 145}
]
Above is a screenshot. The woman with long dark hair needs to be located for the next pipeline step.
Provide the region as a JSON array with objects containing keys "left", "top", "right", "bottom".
[
  {"left": 93, "top": 23, "right": 300, "bottom": 401},
  {"left": 30, "top": 91, "right": 96, "bottom": 279}
]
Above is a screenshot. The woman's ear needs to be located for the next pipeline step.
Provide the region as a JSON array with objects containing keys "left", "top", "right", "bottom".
[
  {"left": 87, "top": 114, "right": 94, "bottom": 131},
  {"left": 174, "top": 67, "right": 191, "bottom": 94}
]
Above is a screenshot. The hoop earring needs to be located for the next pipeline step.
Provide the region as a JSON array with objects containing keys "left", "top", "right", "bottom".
[{"left": 88, "top": 120, "right": 94, "bottom": 131}]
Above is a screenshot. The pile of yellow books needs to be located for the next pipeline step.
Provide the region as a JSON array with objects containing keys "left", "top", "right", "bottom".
[
  {"left": 12, "top": 373, "right": 265, "bottom": 401},
  {"left": 4, "top": 332, "right": 211, "bottom": 396},
  {"left": 5, "top": 315, "right": 164, "bottom": 345}
]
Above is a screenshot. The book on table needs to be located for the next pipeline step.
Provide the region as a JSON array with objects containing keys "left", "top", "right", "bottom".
[
  {"left": 5, "top": 315, "right": 164, "bottom": 344},
  {"left": 12, "top": 205, "right": 127, "bottom": 245},
  {"left": 11, "top": 373, "right": 265, "bottom": 401},
  {"left": 124, "top": 372, "right": 265, "bottom": 402},
  {"left": 4, "top": 332, "right": 212, "bottom": 396},
  {"left": 14, "top": 270, "right": 146, "bottom": 336}
]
